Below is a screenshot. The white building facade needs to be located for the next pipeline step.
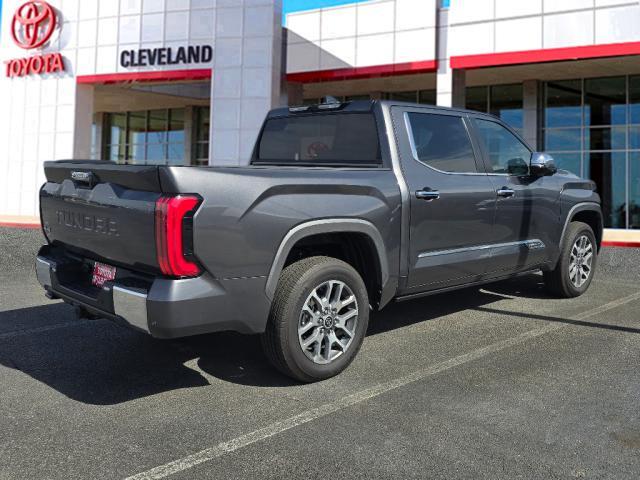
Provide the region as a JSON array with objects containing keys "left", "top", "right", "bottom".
[
  {"left": 0, "top": 0, "right": 283, "bottom": 218},
  {"left": 1, "top": 0, "right": 640, "bottom": 232}
]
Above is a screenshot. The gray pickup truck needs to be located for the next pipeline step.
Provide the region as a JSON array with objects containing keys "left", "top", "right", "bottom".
[{"left": 35, "top": 100, "right": 603, "bottom": 382}]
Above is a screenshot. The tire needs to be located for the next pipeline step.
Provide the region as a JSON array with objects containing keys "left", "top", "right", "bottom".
[
  {"left": 261, "top": 256, "right": 370, "bottom": 382},
  {"left": 544, "top": 221, "right": 597, "bottom": 298}
]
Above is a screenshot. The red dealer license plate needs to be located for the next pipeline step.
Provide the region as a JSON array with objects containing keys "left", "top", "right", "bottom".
[{"left": 92, "top": 262, "right": 117, "bottom": 288}]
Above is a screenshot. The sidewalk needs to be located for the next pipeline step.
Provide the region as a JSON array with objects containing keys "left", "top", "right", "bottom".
[
  {"left": 602, "top": 229, "right": 640, "bottom": 248},
  {"left": 0, "top": 215, "right": 40, "bottom": 229}
]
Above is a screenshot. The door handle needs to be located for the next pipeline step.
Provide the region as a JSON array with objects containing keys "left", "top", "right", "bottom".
[
  {"left": 496, "top": 187, "right": 516, "bottom": 198},
  {"left": 415, "top": 189, "right": 440, "bottom": 201}
]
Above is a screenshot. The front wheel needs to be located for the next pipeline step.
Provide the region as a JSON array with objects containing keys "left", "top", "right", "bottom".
[
  {"left": 261, "top": 256, "right": 369, "bottom": 382},
  {"left": 544, "top": 221, "right": 597, "bottom": 298}
]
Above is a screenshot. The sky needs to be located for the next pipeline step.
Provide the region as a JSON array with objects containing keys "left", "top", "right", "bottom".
[{"left": 283, "top": 0, "right": 372, "bottom": 15}]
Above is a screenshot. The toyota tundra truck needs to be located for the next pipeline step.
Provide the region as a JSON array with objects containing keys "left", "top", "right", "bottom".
[{"left": 35, "top": 101, "right": 603, "bottom": 382}]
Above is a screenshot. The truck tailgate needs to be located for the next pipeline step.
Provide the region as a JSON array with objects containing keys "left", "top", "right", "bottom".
[{"left": 40, "top": 161, "right": 162, "bottom": 273}]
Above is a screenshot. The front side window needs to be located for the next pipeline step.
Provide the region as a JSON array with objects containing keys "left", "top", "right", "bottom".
[
  {"left": 405, "top": 112, "right": 478, "bottom": 173},
  {"left": 474, "top": 119, "right": 531, "bottom": 175},
  {"left": 255, "top": 113, "right": 381, "bottom": 167}
]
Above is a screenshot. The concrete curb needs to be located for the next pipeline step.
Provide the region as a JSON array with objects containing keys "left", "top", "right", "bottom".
[{"left": 0, "top": 215, "right": 40, "bottom": 229}]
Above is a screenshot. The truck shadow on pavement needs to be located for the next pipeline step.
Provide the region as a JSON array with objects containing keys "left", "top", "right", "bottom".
[
  {"left": 0, "top": 303, "right": 211, "bottom": 405},
  {"left": 1, "top": 273, "right": 628, "bottom": 403}
]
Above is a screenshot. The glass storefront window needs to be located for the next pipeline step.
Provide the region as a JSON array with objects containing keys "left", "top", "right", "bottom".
[
  {"left": 629, "top": 126, "right": 640, "bottom": 150},
  {"left": 586, "top": 127, "right": 626, "bottom": 151},
  {"left": 129, "top": 144, "right": 145, "bottom": 163},
  {"left": 301, "top": 92, "right": 435, "bottom": 106},
  {"left": 381, "top": 90, "right": 436, "bottom": 104},
  {"left": 194, "top": 106, "right": 210, "bottom": 166},
  {"left": 630, "top": 76, "right": 640, "bottom": 125},
  {"left": 465, "top": 84, "right": 522, "bottom": 133},
  {"left": 345, "top": 94, "right": 371, "bottom": 101},
  {"left": 148, "top": 109, "right": 168, "bottom": 143},
  {"left": 584, "top": 77, "right": 627, "bottom": 126},
  {"left": 109, "top": 113, "right": 126, "bottom": 149},
  {"left": 466, "top": 86, "right": 488, "bottom": 114},
  {"left": 544, "top": 128, "right": 581, "bottom": 151},
  {"left": 551, "top": 153, "right": 582, "bottom": 176},
  {"left": 490, "top": 84, "right": 523, "bottom": 130},
  {"left": 128, "top": 111, "right": 147, "bottom": 146},
  {"left": 545, "top": 80, "right": 582, "bottom": 128},
  {"left": 90, "top": 115, "right": 100, "bottom": 161},
  {"left": 146, "top": 143, "right": 165, "bottom": 162},
  {"left": 104, "top": 108, "right": 192, "bottom": 165},
  {"left": 167, "top": 109, "right": 185, "bottom": 165},
  {"left": 418, "top": 90, "right": 436, "bottom": 105},
  {"left": 168, "top": 142, "right": 185, "bottom": 163},
  {"left": 586, "top": 152, "right": 627, "bottom": 229},
  {"left": 630, "top": 153, "right": 640, "bottom": 229},
  {"left": 108, "top": 142, "right": 126, "bottom": 163},
  {"left": 301, "top": 95, "right": 372, "bottom": 105},
  {"left": 385, "top": 91, "right": 418, "bottom": 102},
  {"left": 542, "top": 77, "right": 640, "bottom": 228}
]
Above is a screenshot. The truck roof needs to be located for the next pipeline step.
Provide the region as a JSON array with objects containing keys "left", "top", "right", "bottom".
[{"left": 269, "top": 100, "right": 500, "bottom": 121}]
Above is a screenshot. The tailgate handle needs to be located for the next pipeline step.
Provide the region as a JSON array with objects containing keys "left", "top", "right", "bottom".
[{"left": 71, "top": 171, "right": 96, "bottom": 187}]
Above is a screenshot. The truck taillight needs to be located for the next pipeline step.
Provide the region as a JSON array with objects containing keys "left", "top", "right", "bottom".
[{"left": 155, "top": 195, "right": 202, "bottom": 278}]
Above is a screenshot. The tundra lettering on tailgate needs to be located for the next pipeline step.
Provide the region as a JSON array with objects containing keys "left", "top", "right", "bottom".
[{"left": 56, "top": 210, "right": 119, "bottom": 236}]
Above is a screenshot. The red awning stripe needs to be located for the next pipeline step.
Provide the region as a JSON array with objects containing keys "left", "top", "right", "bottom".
[
  {"left": 287, "top": 60, "right": 437, "bottom": 83},
  {"left": 450, "top": 41, "right": 640, "bottom": 70},
  {"left": 77, "top": 69, "right": 212, "bottom": 84}
]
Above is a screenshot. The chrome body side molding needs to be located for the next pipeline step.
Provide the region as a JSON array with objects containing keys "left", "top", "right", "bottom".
[{"left": 418, "top": 239, "right": 547, "bottom": 259}]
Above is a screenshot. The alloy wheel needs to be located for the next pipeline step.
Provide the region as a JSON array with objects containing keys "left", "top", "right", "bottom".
[
  {"left": 298, "top": 280, "right": 359, "bottom": 365},
  {"left": 569, "top": 234, "right": 594, "bottom": 288}
]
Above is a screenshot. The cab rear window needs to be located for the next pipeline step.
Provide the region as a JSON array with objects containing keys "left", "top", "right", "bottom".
[{"left": 253, "top": 113, "right": 382, "bottom": 167}]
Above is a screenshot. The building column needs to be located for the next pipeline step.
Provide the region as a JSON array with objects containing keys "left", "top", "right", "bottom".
[
  {"left": 437, "top": 68, "right": 466, "bottom": 109},
  {"left": 286, "top": 82, "right": 304, "bottom": 106},
  {"left": 436, "top": 7, "right": 465, "bottom": 108},
  {"left": 73, "top": 84, "right": 95, "bottom": 159},
  {"left": 523, "top": 80, "right": 540, "bottom": 150},
  {"left": 210, "top": 0, "right": 283, "bottom": 166}
]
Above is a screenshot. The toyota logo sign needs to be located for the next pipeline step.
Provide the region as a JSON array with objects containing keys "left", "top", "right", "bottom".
[
  {"left": 11, "top": 1, "right": 57, "bottom": 50},
  {"left": 4, "top": 0, "right": 65, "bottom": 78}
]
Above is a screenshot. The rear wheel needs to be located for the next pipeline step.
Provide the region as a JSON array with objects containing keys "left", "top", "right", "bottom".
[
  {"left": 544, "top": 221, "right": 597, "bottom": 298},
  {"left": 261, "top": 256, "right": 369, "bottom": 382}
]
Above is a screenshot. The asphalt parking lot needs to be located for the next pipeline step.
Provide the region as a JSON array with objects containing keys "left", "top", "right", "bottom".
[{"left": 1, "top": 227, "right": 639, "bottom": 480}]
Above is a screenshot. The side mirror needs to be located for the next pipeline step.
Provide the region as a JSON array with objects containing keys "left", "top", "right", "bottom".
[
  {"left": 506, "top": 158, "right": 530, "bottom": 176},
  {"left": 530, "top": 152, "right": 557, "bottom": 176}
]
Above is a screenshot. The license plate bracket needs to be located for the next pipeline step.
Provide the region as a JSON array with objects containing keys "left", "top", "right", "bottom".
[{"left": 92, "top": 262, "right": 117, "bottom": 288}]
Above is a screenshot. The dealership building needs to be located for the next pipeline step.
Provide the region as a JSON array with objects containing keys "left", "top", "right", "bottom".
[{"left": 1, "top": 0, "right": 640, "bottom": 236}]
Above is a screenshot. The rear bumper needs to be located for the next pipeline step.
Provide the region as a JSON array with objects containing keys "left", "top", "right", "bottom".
[{"left": 35, "top": 253, "right": 271, "bottom": 338}]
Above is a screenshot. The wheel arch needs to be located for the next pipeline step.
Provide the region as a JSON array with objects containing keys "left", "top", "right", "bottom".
[
  {"left": 265, "top": 219, "right": 390, "bottom": 308},
  {"left": 560, "top": 202, "right": 603, "bottom": 251}
]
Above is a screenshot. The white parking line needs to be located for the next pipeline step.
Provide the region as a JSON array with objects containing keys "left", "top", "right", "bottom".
[{"left": 125, "top": 290, "right": 640, "bottom": 480}]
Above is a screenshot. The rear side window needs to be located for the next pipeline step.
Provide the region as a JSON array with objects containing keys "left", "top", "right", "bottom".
[
  {"left": 254, "top": 113, "right": 381, "bottom": 167},
  {"left": 405, "top": 112, "right": 478, "bottom": 173}
]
